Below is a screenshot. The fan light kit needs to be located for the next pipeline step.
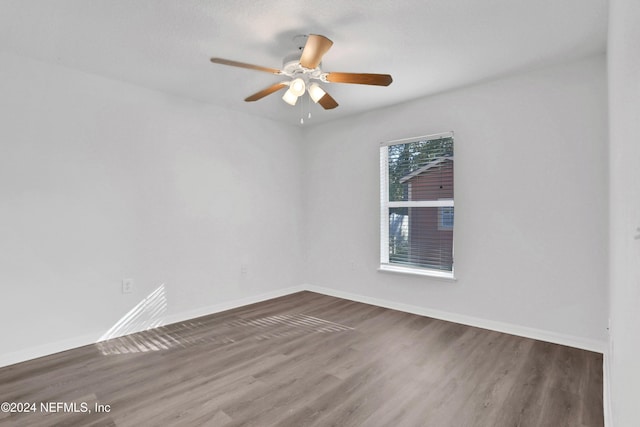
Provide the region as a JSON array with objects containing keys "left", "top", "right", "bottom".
[
  {"left": 210, "top": 34, "right": 393, "bottom": 119},
  {"left": 283, "top": 77, "right": 306, "bottom": 105}
]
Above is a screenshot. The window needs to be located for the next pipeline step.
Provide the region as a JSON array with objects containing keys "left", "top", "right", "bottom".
[{"left": 380, "top": 132, "right": 454, "bottom": 278}]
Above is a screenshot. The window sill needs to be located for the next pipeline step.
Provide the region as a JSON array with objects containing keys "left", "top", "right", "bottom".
[{"left": 378, "top": 264, "right": 456, "bottom": 281}]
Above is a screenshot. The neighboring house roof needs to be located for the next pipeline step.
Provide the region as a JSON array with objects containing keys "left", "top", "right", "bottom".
[{"left": 399, "top": 156, "right": 453, "bottom": 183}]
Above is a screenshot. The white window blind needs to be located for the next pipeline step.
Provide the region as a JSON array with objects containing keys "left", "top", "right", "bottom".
[{"left": 380, "top": 132, "right": 454, "bottom": 277}]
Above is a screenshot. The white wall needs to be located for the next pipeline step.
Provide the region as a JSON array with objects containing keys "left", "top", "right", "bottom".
[
  {"left": 608, "top": 0, "right": 640, "bottom": 425},
  {"left": 303, "top": 55, "right": 608, "bottom": 349},
  {"left": 0, "top": 52, "right": 304, "bottom": 366},
  {"left": 0, "top": 51, "right": 610, "bottom": 368}
]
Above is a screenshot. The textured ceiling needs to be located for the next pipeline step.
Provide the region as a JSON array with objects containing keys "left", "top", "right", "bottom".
[{"left": 0, "top": 0, "right": 608, "bottom": 125}]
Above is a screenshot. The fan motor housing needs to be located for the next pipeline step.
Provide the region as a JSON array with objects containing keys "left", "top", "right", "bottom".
[
  {"left": 282, "top": 52, "right": 323, "bottom": 80},
  {"left": 282, "top": 52, "right": 303, "bottom": 74}
]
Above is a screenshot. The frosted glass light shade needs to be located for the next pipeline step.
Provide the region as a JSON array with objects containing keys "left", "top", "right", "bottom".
[
  {"left": 289, "top": 78, "right": 306, "bottom": 96},
  {"left": 282, "top": 88, "right": 299, "bottom": 106},
  {"left": 308, "top": 83, "right": 326, "bottom": 103}
]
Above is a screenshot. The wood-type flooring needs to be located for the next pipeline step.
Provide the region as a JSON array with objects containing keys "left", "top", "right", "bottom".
[{"left": 0, "top": 291, "right": 603, "bottom": 426}]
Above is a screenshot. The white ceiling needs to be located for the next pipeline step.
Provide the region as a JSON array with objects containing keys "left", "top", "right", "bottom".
[{"left": 0, "top": 0, "right": 608, "bottom": 125}]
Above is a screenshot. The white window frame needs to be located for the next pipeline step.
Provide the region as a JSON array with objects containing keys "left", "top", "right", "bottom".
[{"left": 379, "top": 131, "right": 455, "bottom": 280}]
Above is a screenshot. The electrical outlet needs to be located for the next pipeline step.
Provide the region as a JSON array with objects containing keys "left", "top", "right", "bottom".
[
  {"left": 122, "top": 278, "right": 134, "bottom": 294},
  {"left": 240, "top": 264, "right": 248, "bottom": 275}
]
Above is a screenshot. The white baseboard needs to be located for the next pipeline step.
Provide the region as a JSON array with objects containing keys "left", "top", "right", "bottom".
[
  {"left": 603, "top": 347, "right": 613, "bottom": 427},
  {"left": 303, "top": 284, "right": 606, "bottom": 353},
  {"left": 0, "top": 285, "right": 305, "bottom": 369},
  {"left": 160, "top": 285, "right": 305, "bottom": 328},
  {"left": 1, "top": 283, "right": 606, "bottom": 369},
  {"left": 0, "top": 332, "right": 102, "bottom": 371}
]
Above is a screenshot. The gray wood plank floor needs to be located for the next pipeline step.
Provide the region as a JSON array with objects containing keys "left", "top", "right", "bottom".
[{"left": 0, "top": 291, "right": 603, "bottom": 426}]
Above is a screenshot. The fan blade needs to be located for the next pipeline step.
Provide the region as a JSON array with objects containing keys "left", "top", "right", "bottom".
[
  {"left": 299, "top": 34, "right": 333, "bottom": 69},
  {"left": 317, "top": 91, "right": 339, "bottom": 110},
  {"left": 325, "top": 72, "right": 393, "bottom": 86},
  {"left": 210, "top": 58, "right": 281, "bottom": 74},
  {"left": 244, "top": 83, "right": 288, "bottom": 102}
]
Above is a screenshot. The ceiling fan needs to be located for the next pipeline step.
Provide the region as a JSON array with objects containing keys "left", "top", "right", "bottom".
[{"left": 210, "top": 34, "right": 393, "bottom": 110}]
